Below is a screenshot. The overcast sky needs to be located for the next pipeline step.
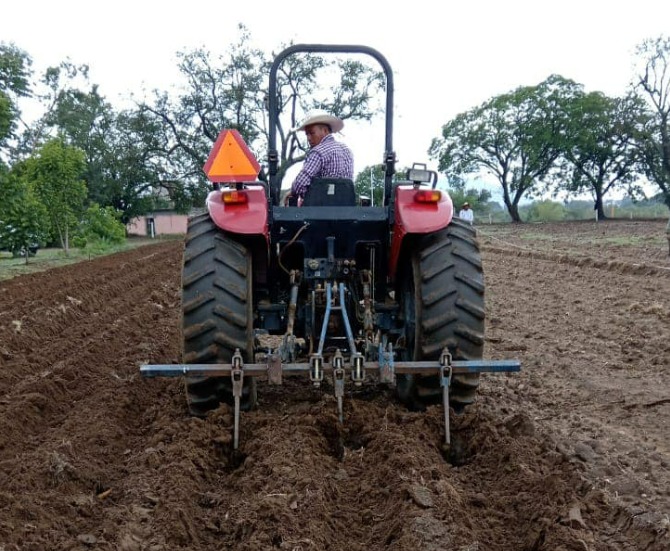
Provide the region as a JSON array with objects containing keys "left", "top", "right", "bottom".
[{"left": 3, "top": 1, "right": 670, "bottom": 188}]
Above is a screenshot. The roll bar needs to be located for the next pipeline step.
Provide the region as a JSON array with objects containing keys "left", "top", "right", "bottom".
[{"left": 267, "top": 44, "right": 396, "bottom": 205}]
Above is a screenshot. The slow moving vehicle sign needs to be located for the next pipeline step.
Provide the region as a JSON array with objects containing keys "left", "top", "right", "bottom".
[{"left": 203, "top": 129, "right": 260, "bottom": 183}]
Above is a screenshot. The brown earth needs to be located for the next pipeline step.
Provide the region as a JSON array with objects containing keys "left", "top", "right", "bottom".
[{"left": 0, "top": 219, "right": 669, "bottom": 550}]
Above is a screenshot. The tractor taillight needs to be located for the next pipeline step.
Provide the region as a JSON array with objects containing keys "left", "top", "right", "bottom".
[
  {"left": 414, "top": 190, "right": 442, "bottom": 203},
  {"left": 221, "top": 190, "right": 249, "bottom": 204}
]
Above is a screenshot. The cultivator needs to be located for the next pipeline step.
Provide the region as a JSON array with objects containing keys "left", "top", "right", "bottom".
[{"left": 141, "top": 345, "right": 519, "bottom": 450}]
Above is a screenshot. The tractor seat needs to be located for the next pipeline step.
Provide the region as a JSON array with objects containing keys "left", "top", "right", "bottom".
[{"left": 302, "top": 178, "right": 356, "bottom": 207}]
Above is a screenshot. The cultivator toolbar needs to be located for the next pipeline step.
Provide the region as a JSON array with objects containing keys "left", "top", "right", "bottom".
[{"left": 141, "top": 349, "right": 520, "bottom": 450}]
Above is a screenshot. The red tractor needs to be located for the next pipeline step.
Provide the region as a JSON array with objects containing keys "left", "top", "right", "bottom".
[{"left": 142, "top": 45, "right": 518, "bottom": 448}]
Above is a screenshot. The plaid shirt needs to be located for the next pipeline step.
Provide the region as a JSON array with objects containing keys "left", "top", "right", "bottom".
[{"left": 291, "top": 134, "right": 354, "bottom": 198}]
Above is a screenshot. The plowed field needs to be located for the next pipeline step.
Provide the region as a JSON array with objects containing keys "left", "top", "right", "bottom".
[{"left": 1, "top": 219, "right": 668, "bottom": 550}]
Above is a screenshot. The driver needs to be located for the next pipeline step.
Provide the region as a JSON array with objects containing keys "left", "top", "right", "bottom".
[{"left": 285, "top": 112, "right": 354, "bottom": 204}]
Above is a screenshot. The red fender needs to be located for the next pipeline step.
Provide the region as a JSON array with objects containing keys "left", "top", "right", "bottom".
[
  {"left": 389, "top": 187, "right": 454, "bottom": 280},
  {"left": 206, "top": 186, "right": 269, "bottom": 240}
]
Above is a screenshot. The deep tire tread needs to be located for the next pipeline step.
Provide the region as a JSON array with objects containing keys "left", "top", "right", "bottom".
[
  {"left": 399, "top": 217, "right": 485, "bottom": 410},
  {"left": 182, "top": 213, "right": 256, "bottom": 416}
]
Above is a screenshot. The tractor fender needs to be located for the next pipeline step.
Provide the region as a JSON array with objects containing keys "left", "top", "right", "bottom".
[
  {"left": 389, "top": 187, "right": 454, "bottom": 279},
  {"left": 206, "top": 187, "right": 269, "bottom": 238}
]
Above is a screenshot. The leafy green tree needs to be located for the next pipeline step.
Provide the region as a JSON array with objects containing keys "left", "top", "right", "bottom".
[
  {"left": 634, "top": 35, "right": 670, "bottom": 209},
  {"left": 30, "top": 63, "right": 181, "bottom": 222},
  {"left": 445, "top": 185, "right": 492, "bottom": 213},
  {"left": 0, "top": 92, "right": 11, "bottom": 151},
  {"left": 25, "top": 137, "right": 87, "bottom": 254},
  {"left": 15, "top": 60, "right": 89, "bottom": 155},
  {"left": 354, "top": 165, "right": 385, "bottom": 205},
  {"left": 0, "top": 43, "right": 32, "bottom": 160},
  {"left": 139, "top": 26, "right": 385, "bottom": 195},
  {"left": 29, "top": 63, "right": 116, "bottom": 203},
  {"left": 0, "top": 167, "right": 49, "bottom": 263},
  {"left": 556, "top": 91, "right": 647, "bottom": 219},
  {"left": 138, "top": 26, "right": 267, "bottom": 194},
  {"left": 41, "top": 67, "right": 109, "bottom": 191},
  {"left": 525, "top": 199, "right": 567, "bottom": 222},
  {"left": 104, "top": 108, "right": 194, "bottom": 222},
  {"left": 430, "top": 75, "right": 580, "bottom": 222},
  {"left": 74, "top": 203, "right": 125, "bottom": 248}
]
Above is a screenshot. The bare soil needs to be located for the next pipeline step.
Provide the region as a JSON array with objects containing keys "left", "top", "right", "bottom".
[{"left": 0, "top": 219, "right": 668, "bottom": 550}]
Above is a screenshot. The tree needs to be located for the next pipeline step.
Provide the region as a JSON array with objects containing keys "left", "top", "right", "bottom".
[
  {"left": 139, "top": 27, "right": 385, "bottom": 197},
  {"left": 354, "top": 164, "right": 385, "bottom": 205},
  {"left": 525, "top": 199, "right": 567, "bottom": 222},
  {"left": 99, "top": 108, "right": 188, "bottom": 223},
  {"left": 430, "top": 75, "right": 580, "bottom": 222},
  {"left": 556, "top": 91, "right": 647, "bottom": 220},
  {"left": 444, "top": 185, "right": 492, "bottom": 213},
  {"left": 29, "top": 62, "right": 184, "bottom": 222},
  {"left": 0, "top": 167, "right": 49, "bottom": 263},
  {"left": 29, "top": 63, "right": 116, "bottom": 203},
  {"left": 634, "top": 35, "right": 670, "bottom": 209},
  {"left": 137, "top": 26, "right": 267, "bottom": 195},
  {"left": 25, "top": 137, "right": 87, "bottom": 254},
  {"left": 74, "top": 203, "right": 126, "bottom": 249},
  {"left": 0, "top": 43, "right": 32, "bottom": 161}
]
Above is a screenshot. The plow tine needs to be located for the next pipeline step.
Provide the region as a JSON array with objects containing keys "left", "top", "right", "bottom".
[
  {"left": 440, "top": 364, "right": 452, "bottom": 447},
  {"left": 231, "top": 350, "right": 244, "bottom": 450},
  {"left": 333, "top": 351, "right": 346, "bottom": 423}
]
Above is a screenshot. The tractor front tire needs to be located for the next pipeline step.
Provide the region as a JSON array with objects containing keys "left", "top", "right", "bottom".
[
  {"left": 397, "top": 218, "right": 485, "bottom": 412},
  {"left": 182, "top": 213, "right": 256, "bottom": 416}
]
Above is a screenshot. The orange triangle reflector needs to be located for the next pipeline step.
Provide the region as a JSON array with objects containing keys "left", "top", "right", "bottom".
[{"left": 203, "top": 129, "right": 261, "bottom": 183}]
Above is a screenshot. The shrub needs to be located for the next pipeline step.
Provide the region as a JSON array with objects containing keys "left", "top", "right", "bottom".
[{"left": 76, "top": 204, "right": 125, "bottom": 248}]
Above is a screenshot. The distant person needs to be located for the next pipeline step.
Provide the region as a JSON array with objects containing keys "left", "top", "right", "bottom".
[
  {"left": 459, "top": 202, "right": 474, "bottom": 225},
  {"left": 284, "top": 111, "right": 354, "bottom": 205}
]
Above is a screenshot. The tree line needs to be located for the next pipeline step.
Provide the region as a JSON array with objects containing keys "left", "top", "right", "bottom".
[
  {"left": 1, "top": 27, "right": 669, "bottom": 255},
  {"left": 0, "top": 26, "right": 388, "bottom": 254},
  {"left": 429, "top": 36, "right": 670, "bottom": 222}
]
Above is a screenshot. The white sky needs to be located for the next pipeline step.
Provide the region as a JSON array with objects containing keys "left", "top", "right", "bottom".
[{"left": 3, "top": 0, "right": 670, "bottom": 191}]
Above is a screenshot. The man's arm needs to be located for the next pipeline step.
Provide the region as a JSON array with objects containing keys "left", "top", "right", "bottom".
[{"left": 291, "top": 152, "right": 323, "bottom": 198}]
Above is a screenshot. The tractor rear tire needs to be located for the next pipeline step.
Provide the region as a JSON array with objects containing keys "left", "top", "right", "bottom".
[
  {"left": 182, "top": 213, "right": 256, "bottom": 416},
  {"left": 397, "top": 218, "right": 485, "bottom": 412}
]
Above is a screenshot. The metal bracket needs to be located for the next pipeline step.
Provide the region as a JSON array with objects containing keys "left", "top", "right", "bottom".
[
  {"left": 378, "top": 342, "right": 395, "bottom": 385},
  {"left": 439, "top": 351, "right": 453, "bottom": 447},
  {"left": 279, "top": 333, "right": 297, "bottom": 363},
  {"left": 351, "top": 353, "right": 365, "bottom": 386},
  {"left": 332, "top": 350, "right": 346, "bottom": 423},
  {"left": 230, "top": 349, "right": 244, "bottom": 450},
  {"left": 309, "top": 354, "right": 324, "bottom": 387},
  {"left": 440, "top": 348, "right": 452, "bottom": 369},
  {"left": 266, "top": 353, "right": 282, "bottom": 385}
]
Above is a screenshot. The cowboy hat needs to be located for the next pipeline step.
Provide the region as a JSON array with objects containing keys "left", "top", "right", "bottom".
[
  {"left": 462, "top": 202, "right": 470, "bottom": 207},
  {"left": 294, "top": 111, "right": 344, "bottom": 133}
]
